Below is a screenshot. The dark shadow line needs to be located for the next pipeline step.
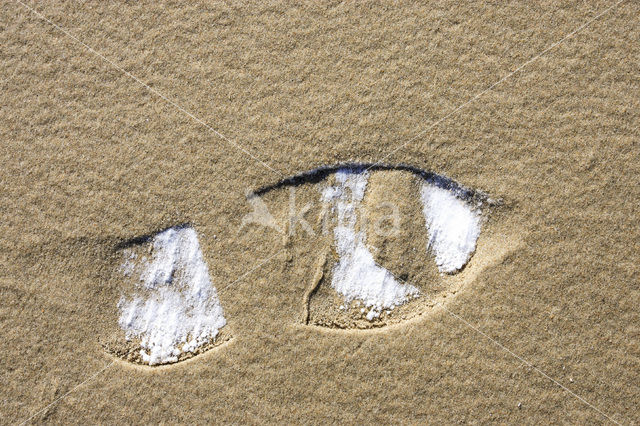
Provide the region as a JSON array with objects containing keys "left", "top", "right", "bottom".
[
  {"left": 114, "top": 222, "right": 192, "bottom": 250},
  {"left": 251, "top": 162, "right": 486, "bottom": 202}
]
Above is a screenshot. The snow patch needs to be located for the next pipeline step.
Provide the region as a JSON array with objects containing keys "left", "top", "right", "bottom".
[
  {"left": 323, "top": 170, "right": 420, "bottom": 319},
  {"left": 420, "top": 184, "right": 481, "bottom": 273},
  {"left": 118, "top": 226, "right": 226, "bottom": 365}
]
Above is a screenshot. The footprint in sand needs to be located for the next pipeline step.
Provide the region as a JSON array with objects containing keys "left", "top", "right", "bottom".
[
  {"left": 105, "top": 225, "right": 231, "bottom": 366},
  {"left": 106, "top": 163, "right": 517, "bottom": 365},
  {"left": 244, "top": 163, "right": 517, "bottom": 330}
]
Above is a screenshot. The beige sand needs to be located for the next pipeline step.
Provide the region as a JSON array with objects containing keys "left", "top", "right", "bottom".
[{"left": 1, "top": 1, "right": 639, "bottom": 424}]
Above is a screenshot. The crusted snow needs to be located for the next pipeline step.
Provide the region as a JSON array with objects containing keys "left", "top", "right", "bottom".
[
  {"left": 118, "top": 226, "right": 226, "bottom": 365},
  {"left": 420, "top": 184, "right": 481, "bottom": 273},
  {"left": 323, "top": 170, "right": 419, "bottom": 319}
]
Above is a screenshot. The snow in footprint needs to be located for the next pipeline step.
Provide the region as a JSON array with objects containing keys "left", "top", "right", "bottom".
[
  {"left": 118, "top": 226, "right": 226, "bottom": 365},
  {"left": 323, "top": 169, "right": 420, "bottom": 321},
  {"left": 420, "top": 184, "right": 482, "bottom": 273}
]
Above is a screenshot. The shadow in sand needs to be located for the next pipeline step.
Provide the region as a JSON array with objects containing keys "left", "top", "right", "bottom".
[{"left": 252, "top": 162, "right": 488, "bottom": 203}]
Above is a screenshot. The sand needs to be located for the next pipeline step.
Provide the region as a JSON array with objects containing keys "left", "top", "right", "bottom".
[{"left": 1, "top": 0, "right": 639, "bottom": 424}]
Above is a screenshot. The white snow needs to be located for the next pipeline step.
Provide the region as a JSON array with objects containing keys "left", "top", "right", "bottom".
[
  {"left": 118, "top": 226, "right": 226, "bottom": 365},
  {"left": 323, "top": 170, "right": 420, "bottom": 319},
  {"left": 420, "top": 184, "right": 481, "bottom": 273},
  {"left": 119, "top": 251, "right": 137, "bottom": 277},
  {"left": 365, "top": 309, "right": 380, "bottom": 321}
]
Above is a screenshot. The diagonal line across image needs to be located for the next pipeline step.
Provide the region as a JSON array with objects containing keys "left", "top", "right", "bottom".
[
  {"left": 13, "top": 0, "right": 284, "bottom": 179},
  {"left": 365, "top": 0, "right": 626, "bottom": 173},
  {"left": 10, "top": 0, "right": 629, "bottom": 424}
]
